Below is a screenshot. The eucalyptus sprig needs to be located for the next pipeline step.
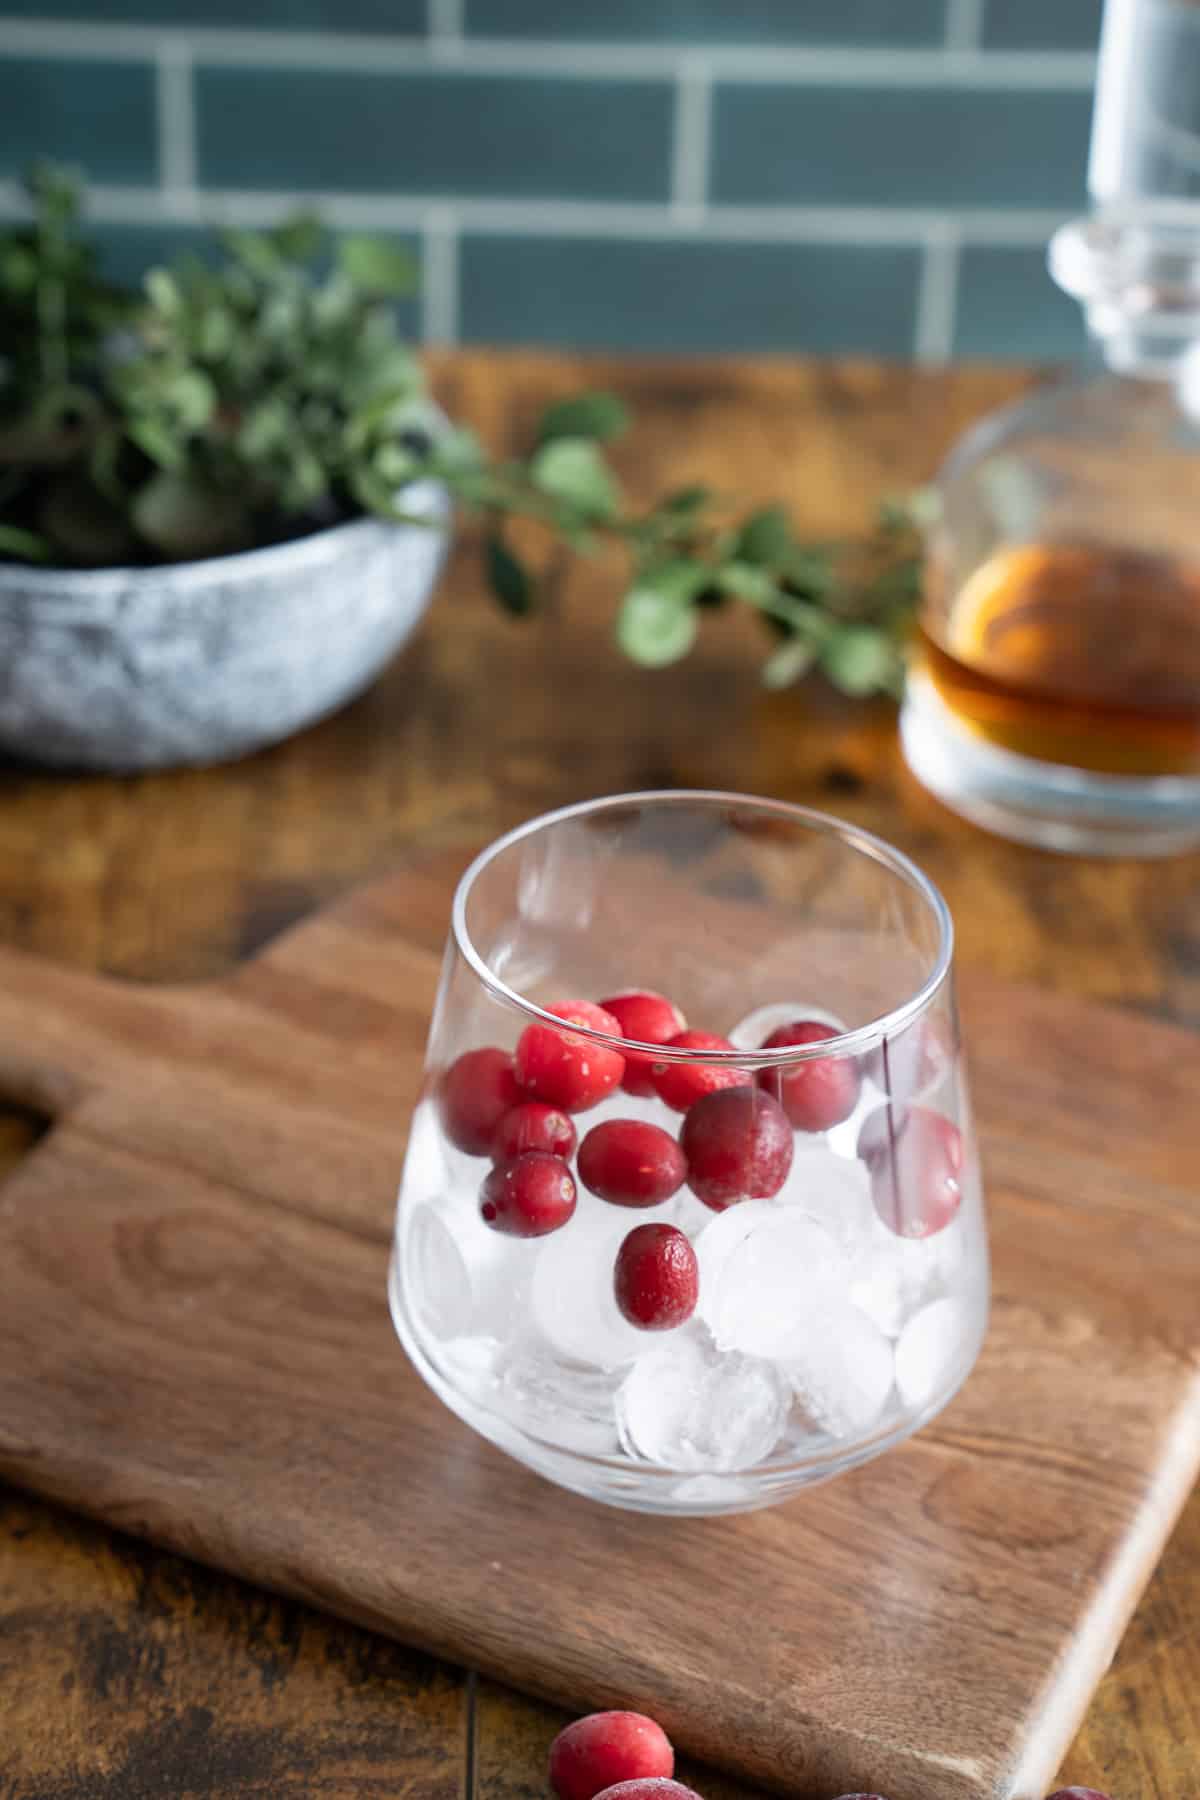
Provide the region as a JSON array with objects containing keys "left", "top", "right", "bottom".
[{"left": 0, "top": 165, "right": 926, "bottom": 698}]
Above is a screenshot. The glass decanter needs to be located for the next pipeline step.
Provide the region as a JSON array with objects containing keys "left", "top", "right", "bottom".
[{"left": 901, "top": 0, "right": 1200, "bottom": 854}]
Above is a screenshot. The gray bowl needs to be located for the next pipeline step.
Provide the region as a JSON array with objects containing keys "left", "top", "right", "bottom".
[{"left": 0, "top": 478, "right": 450, "bottom": 772}]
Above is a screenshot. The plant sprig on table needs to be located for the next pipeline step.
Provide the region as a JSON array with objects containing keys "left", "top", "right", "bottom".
[{"left": 0, "top": 164, "right": 926, "bottom": 698}]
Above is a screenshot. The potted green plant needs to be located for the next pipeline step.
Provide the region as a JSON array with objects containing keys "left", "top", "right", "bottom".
[{"left": 0, "top": 166, "right": 922, "bottom": 772}]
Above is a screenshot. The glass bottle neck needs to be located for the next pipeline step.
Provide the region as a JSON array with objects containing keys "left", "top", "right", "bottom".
[{"left": 1051, "top": 207, "right": 1200, "bottom": 378}]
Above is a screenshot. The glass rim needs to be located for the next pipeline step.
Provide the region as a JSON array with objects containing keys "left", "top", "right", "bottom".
[{"left": 450, "top": 790, "right": 955, "bottom": 1065}]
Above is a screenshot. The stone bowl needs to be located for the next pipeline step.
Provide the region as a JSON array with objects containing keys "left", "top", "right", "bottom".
[{"left": 0, "top": 478, "right": 450, "bottom": 772}]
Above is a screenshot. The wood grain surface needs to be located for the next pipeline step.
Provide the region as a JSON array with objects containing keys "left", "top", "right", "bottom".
[
  {"left": 0, "top": 350, "right": 1198, "bottom": 1800},
  {"left": 0, "top": 846, "right": 1197, "bottom": 1800}
]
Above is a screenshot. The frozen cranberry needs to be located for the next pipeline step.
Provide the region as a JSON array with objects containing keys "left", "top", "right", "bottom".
[
  {"left": 755, "top": 1019, "right": 860, "bottom": 1133},
  {"left": 592, "top": 1783, "right": 703, "bottom": 1800},
  {"left": 650, "top": 1030, "right": 744, "bottom": 1113},
  {"left": 549, "top": 1712, "right": 675, "bottom": 1800},
  {"left": 614, "top": 1224, "right": 698, "bottom": 1329},
  {"left": 600, "top": 989, "right": 688, "bottom": 1096},
  {"left": 680, "top": 1085, "right": 793, "bottom": 1211},
  {"left": 578, "top": 1119, "right": 687, "bottom": 1208},
  {"left": 515, "top": 1000, "right": 625, "bottom": 1112},
  {"left": 492, "top": 1101, "right": 576, "bottom": 1163},
  {"left": 438, "top": 1047, "right": 521, "bottom": 1155},
  {"left": 479, "top": 1151, "right": 576, "bottom": 1237},
  {"left": 867, "top": 1013, "right": 951, "bottom": 1102},
  {"left": 858, "top": 1104, "right": 963, "bottom": 1239}
]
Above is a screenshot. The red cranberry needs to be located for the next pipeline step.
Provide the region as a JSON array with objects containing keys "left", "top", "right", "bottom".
[
  {"left": 592, "top": 1783, "right": 703, "bottom": 1800},
  {"left": 650, "top": 1030, "right": 744, "bottom": 1113},
  {"left": 858, "top": 1104, "right": 963, "bottom": 1239},
  {"left": 756, "top": 1019, "right": 860, "bottom": 1132},
  {"left": 515, "top": 1000, "right": 625, "bottom": 1112},
  {"left": 830, "top": 1794, "right": 894, "bottom": 1800},
  {"left": 549, "top": 1713, "right": 675, "bottom": 1800},
  {"left": 1046, "top": 1791, "right": 1112, "bottom": 1800},
  {"left": 600, "top": 989, "right": 687, "bottom": 1095},
  {"left": 479, "top": 1151, "right": 576, "bottom": 1237},
  {"left": 438, "top": 1047, "right": 521, "bottom": 1156},
  {"left": 578, "top": 1119, "right": 687, "bottom": 1208},
  {"left": 867, "top": 1013, "right": 951, "bottom": 1101},
  {"left": 614, "top": 1224, "right": 699, "bottom": 1329},
  {"left": 492, "top": 1101, "right": 576, "bottom": 1163},
  {"left": 680, "top": 1086, "right": 793, "bottom": 1211}
]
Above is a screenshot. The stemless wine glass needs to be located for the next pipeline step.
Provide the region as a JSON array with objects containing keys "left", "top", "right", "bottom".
[{"left": 389, "top": 792, "right": 988, "bottom": 1516}]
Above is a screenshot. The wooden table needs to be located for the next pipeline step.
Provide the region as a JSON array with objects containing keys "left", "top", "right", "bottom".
[{"left": 1, "top": 350, "right": 1197, "bottom": 1800}]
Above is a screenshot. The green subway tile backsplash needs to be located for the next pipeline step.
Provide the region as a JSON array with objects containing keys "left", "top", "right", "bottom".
[
  {"left": 712, "top": 84, "right": 1093, "bottom": 211},
  {"left": 195, "top": 68, "right": 674, "bottom": 202},
  {"left": 0, "top": 57, "right": 157, "bottom": 184},
  {"left": 954, "top": 246, "right": 1088, "bottom": 362},
  {"left": 460, "top": 235, "right": 921, "bottom": 355},
  {"left": 0, "top": 3, "right": 1100, "bottom": 363},
  {"left": 465, "top": 0, "right": 946, "bottom": 46},
  {"left": 982, "top": 0, "right": 1101, "bottom": 52},
  {"left": 0, "top": 0, "right": 423, "bottom": 26}
]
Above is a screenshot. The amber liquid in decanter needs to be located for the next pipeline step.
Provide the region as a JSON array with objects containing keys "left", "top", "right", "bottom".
[{"left": 918, "top": 542, "right": 1200, "bottom": 777}]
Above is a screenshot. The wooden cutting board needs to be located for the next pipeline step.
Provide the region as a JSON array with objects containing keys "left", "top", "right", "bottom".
[{"left": 0, "top": 850, "right": 1197, "bottom": 1800}]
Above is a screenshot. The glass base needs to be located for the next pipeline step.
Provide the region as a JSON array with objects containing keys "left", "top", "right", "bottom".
[
  {"left": 901, "top": 671, "right": 1200, "bottom": 857},
  {"left": 388, "top": 1249, "right": 986, "bottom": 1517}
]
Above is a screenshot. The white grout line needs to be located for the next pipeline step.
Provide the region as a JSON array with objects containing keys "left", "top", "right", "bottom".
[
  {"left": 156, "top": 38, "right": 196, "bottom": 194},
  {"left": 944, "top": 0, "right": 985, "bottom": 53},
  {"left": 0, "top": 181, "right": 1070, "bottom": 249},
  {"left": 670, "top": 57, "right": 711, "bottom": 221},
  {"left": 421, "top": 206, "right": 459, "bottom": 343},
  {"left": 0, "top": 18, "right": 1099, "bottom": 87},
  {"left": 913, "top": 225, "right": 961, "bottom": 364},
  {"left": 427, "top": 0, "right": 463, "bottom": 61},
  {"left": 0, "top": 179, "right": 1072, "bottom": 250}
]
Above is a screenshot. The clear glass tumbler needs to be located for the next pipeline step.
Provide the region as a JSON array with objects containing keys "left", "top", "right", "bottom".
[{"left": 389, "top": 792, "right": 989, "bottom": 1516}]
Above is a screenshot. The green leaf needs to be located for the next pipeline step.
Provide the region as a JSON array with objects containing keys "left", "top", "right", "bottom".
[
  {"left": 166, "top": 367, "right": 216, "bottom": 431},
  {"left": 337, "top": 233, "right": 418, "bottom": 296},
  {"left": 717, "top": 560, "right": 775, "bottom": 604},
  {"left": 617, "top": 586, "right": 699, "bottom": 667},
  {"left": 531, "top": 436, "right": 620, "bottom": 520},
  {"left": 536, "top": 390, "right": 629, "bottom": 446},
  {"left": 270, "top": 212, "right": 324, "bottom": 263},
  {"left": 736, "top": 503, "right": 794, "bottom": 566},
  {"left": 132, "top": 469, "right": 249, "bottom": 559},
  {"left": 486, "top": 535, "right": 535, "bottom": 616},
  {"left": 762, "top": 635, "right": 817, "bottom": 690},
  {"left": 237, "top": 398, "right": 290, "bottom": 460},
  {"left": 144, "top": 267, "right": 180, "bottom": 315},
  {"left": 661, "top": 483, "right": 713, "bottom": 514},
  {"left": 0, "top": 522, "right": 50, "bottom": 562},
  {"left": 819, "top": 626, "right": 899, "bottom": 696},
  {"left": 126, "top": 416, "right": 184, "bottom": 470}
]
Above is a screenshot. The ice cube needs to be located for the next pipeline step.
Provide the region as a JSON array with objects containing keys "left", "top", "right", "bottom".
[
  {"left": 850, "top": 1214, "right": 966, "bottom": 1338},
  {"left": 437, "top": 1188, "right": 535, "bottom": 1340},
  {"left": 492, "top": 1334, "right": 623, "bottom": 1455},
  {"left": 408, "top": 1205, "right": 472, "bottom": 1340},
  {"left": 776, "top": 1147, "right": 875, "bottom": 1252},
  {"left": 693, "top": 1198, "right": 779, "bottom": 1327},
  {"left": 729, "top": 1001, "right": 846, "bottom": 1050},
  {"left": 708, "top": 1209, "right": 851, "bottom": 1358},
  {"left": 616, "top": 1328, "right": 790, "bottom": 1470},
  {"left": 398, "top": 1099, "right": 455, "bottom": 1208},
  {"left": 530, "top": 1199, "right": 650, "bottom": 1367},
  {"left": 783, "top": 1300, "right": 894, "bottom": 1438},
  {"left": 895, "top": 1296, "right": 970, "bottom": 1410}
]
